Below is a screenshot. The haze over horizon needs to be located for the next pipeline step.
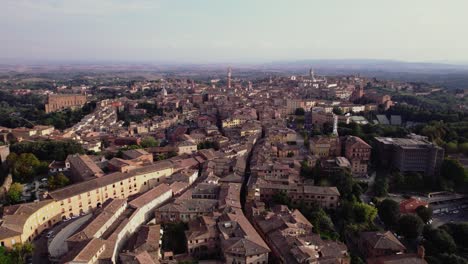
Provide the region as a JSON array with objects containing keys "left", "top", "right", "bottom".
[{"left": 2, "top": 0, "right": 468, "bottom": 64}]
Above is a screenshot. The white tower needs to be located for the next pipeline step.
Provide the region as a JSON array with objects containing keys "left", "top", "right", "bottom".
[
  {"left": 227, "top": 67, "right": 232, "bottom": 89},
  {"left": 332, "top": 114, "right": 339, "bottom": 136},
  {"left": 310, "top": 68, "right": 316, "bottom": 81}
]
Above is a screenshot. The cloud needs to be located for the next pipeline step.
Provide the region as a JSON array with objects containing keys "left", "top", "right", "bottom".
[{"left": 2, "top": 0, "right": 160, "bottom": 16}]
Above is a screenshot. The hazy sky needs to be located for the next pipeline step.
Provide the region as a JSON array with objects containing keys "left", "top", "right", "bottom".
[{"left": 1, "top": 0, "right": 468, "bottom": 63}]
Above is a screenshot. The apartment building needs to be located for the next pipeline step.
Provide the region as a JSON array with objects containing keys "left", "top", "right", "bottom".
[
  {"left": 0, "top": 161, "right": 174, "bottom": 249},
  {"left": 343, "top": 136, "right": 372, "bottom": 176},
  {"left": 374, "top": 136, "right": 444, "bottom": 177}
]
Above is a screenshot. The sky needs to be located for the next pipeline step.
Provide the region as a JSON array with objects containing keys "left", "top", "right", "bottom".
[{"left": 1, "top": 0, "right": 468, "bottom": 64}]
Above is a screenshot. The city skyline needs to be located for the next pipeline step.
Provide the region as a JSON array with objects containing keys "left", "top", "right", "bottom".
[{"left": 2, "top": 0, "right": 468, "bottom": 64}]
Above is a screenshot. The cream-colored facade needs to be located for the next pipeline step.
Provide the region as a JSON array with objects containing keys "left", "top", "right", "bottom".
[
  {"left": 222, "top": 118, "right": 245, "bottom": 128},
  {"left": 0, "top": 200, "right": 61, "bottom": 248},
  {"left": 0, "top": 161, "right": 175, "bottom": 249}
]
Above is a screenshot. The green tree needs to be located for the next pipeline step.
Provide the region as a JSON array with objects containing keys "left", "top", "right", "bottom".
[
  {"left": 397, "top": 214, "right": 424, "bottom": 240},
  {"left": 353, "top": 202, "right": 378, "bottom": 225},
  {"left": 48, "top": 173, "right": 70, "bottom": 190},
  {"left": 7, "top": 183, "right": 23, "bottom": 204},
  {"left": 5, "top": 153, "right": 17, "bottom": 168},
  {"left": 294, "top": 107, "right": 305, "bottom": 116},
  {"left": 436, "top": 254, "right": 468, "bottom": 264},
  {"left": 272, "top": 191, "right": 291, "bottom": 207},
  {"left": 441, "top": 159, "right": 467, "bottom": 186},
  {"left": 140, "top": 136, "right": 159, "bottom": 148},
  {"left": 351, "top": 255, "right": 365, "bottom": 264},
  {"left": 416, "top": 205, "right": 433, "bottom": 223},
  {"left": 378, "top": 199, "right": 400, "bottom": 228},
  {"left": 459, "top": 142, "right": 468, "bottom": 155},
  {"left": 10, "top": 140, "right": 84, "bottom": 161},
  {"left": 11, "top": 242, "right": 33, "bottom": 264},
  {"left": 440, "top": 222, "right": 468, "bottom": 249},
  {"left": 0, "top": 246, "right": 14, "bottom": 264},
  {"left": 11, "top": 153, "right": 40, "bottom": 182},
  {"left": 423, "top": 227, "right": 456, "bottom": 256},
  {"left": 333, "top": 106, "right": 343, "bottom": 115},
  {"left": 373, "top": 177, "right": 389, "bottom": 197},
  {"left": 445, "top": 142, "right": 459, "bottom": 154}
]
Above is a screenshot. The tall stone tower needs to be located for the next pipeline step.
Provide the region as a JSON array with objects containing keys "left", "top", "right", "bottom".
[
  {"left": 227, "top": 67, "right": 232, "bottom": 89},
  {"left": 332, "top": 114, "right": 339, "bottom": 136},
  {"left": 309, "top": 68, "right": 316, "bottom": 81}
]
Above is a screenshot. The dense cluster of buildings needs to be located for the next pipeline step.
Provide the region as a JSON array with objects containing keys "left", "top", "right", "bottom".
[{"left": 0, "top": 68, "right": 441, "bottom": 263}]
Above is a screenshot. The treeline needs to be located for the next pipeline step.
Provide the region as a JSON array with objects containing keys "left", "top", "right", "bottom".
[
  {"left": 10, "top": 140, "right": 84, "bottom": 161},
  {"left": 392, "top": 93, "right": 467, "bottom": 113},
  {"left": 386, "top": 104, "right": 466, "bottom": 123}
]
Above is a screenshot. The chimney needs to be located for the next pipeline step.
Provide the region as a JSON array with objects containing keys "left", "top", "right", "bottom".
[{"left": 417, "top": 245, "right": 425, "bottom": 259}]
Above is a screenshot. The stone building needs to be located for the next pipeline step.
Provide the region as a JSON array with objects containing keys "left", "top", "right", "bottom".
[{"left": 45, "top": 94, "right": 87, "bottom": 113}]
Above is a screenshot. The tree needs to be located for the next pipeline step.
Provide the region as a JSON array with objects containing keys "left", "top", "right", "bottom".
[
  {"left": 11, "top": 242, "right": 33, "bottom": 264},
  {"left": 0, "top": 247, "right": 13, "bottom": 264},
  {"left": 272, "top": 191, "right": 291, "bottom": 207},
  {"left": 351, "top": 255, "right": 365, "bottom": 264},
  {"left": 423, "top": 227, "right": 456, "bottom": 256},
  {"left": 48, "top": 173, "right": 70, "bottom": 190},
  {"left": 397, "top": 214, "right": 424, "bottom": 240},
  {"left": 140, "top": 136, "right": 159, "bottom": 148},
  {"left": 333, "top": 106, "right": 343, "bottom": 115},
  {"left": 7, "top": 183, "right": 23, "bottom": 204},
  {"left": 441, "top": 159, "right": 467, "bottom": 186},
  {"left": 378, "top": 199, "right": 400, "bottom": 228},
  {"left": 309, "top": 208, "right": 339, "bottom": 240},
  {"left": 10, "top": 140, "right": 84, "bottom": 161},
  {"left": 445, "top": 142, "right": 459, "bottom": 154},
  {"left": 373, "top": 177, "right": 389, "bottom": 197},
  {"left": 294, "top": 108, "right": 305, "bottom": 116},
  {"left": 11, "top": 153, "right": 40, "bottom": 183},
  {"left": 459, "top": 142, "right": 468, "bottom": 155},
  {"left": 440, "top": 222, "right": 468, "bottom": 249},
  {"left": 353, "top": 202, "right": 378, "bottom": 225},
  {"left": 436, "top": 254, "right": 468, "bottom": 264},
  {"left": 416, "top": 205, "right": 433, "bottom": 223}
]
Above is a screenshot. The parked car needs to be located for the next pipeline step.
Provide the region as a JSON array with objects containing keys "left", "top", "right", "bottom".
[{"left": 46, "top": 231, "right": 54, "bottom": 238}]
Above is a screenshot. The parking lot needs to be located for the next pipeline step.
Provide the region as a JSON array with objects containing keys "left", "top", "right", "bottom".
[{"left": 432, "top": 207, "right": 468, "bottom": 227}]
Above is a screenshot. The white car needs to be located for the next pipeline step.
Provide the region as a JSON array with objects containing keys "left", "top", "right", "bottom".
[{"left": 46, "top": 231, "right": 54, "bottom": 238}]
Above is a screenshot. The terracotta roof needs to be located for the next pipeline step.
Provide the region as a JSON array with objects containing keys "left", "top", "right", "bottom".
[
  {"left": 399, "top": 198, "right": 428, "bottom": 214},
  {"left": 49, "top": 160, "right": 173, "bottom": 201},
  {"left": 128, "top": 184, "right": 172, "bottom": 209},
  {"left": 361, "top": 231, "right": 406, "bottom": 252}
]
